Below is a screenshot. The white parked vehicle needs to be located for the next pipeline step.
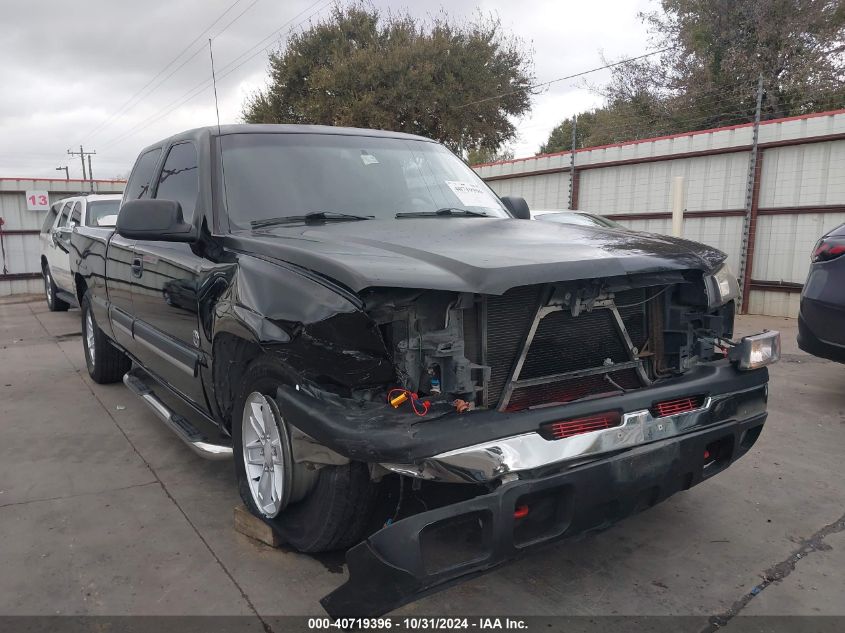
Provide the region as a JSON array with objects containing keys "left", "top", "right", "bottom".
[{"left": 39, "top": 194, "right": 122, "bottom": 311}]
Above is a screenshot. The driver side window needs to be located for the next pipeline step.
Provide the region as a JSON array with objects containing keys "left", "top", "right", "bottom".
[
  {"left": 125, "top": 149, "right": 162, "bottom": 201},
  {"left": 154, "top": 142, "right": 198, "bottom": 223}
]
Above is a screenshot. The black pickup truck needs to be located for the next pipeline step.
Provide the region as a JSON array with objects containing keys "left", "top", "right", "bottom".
[{"left": 70, "top": 124, "right": 780, "bottom": 616}]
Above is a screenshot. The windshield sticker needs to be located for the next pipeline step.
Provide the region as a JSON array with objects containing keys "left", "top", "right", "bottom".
[
  {"left": 360, "top": 151, "right": 379, "bottom": 165},
  {"left": 446, "top": 180, "right": 497, "bottom": 207}
]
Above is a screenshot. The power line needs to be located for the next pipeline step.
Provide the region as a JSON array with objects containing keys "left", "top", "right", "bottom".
[
  {"left": 88, "top": 0, "right": 262, "bottom": 143},
  {"left": 100, "top": 0, "right": 331, "bottom": 151},
  {"left": 456, "top": 46, "right": 677, "bottom": 109},
  {"left": 81, "top": 0, "right": 249, "bottom": 144}
]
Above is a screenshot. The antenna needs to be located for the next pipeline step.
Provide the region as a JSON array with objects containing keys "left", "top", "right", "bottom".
[{"left": 208, "top": 38, "right": 222, "bottom": 134}]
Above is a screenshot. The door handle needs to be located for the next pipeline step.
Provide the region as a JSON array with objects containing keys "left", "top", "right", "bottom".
[{"left": 131, "top": 257, "right": 143, "bottom": 278}]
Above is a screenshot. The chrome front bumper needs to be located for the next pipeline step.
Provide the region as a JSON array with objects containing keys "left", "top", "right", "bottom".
[{"left": 382, "top": 384, "right": 767, "bottom": 483}]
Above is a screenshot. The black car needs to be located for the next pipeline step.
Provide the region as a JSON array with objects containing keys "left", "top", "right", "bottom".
[
  {"left": 70, "top": 124, "right": 779, "bottom": 616},
  {"left": 798, "top": 222, "right": 845, "bottom": 362}
]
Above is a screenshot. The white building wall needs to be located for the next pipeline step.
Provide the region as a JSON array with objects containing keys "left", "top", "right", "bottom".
[
  {"left": 759, "top": 141, "right": 845, "bottom": 208},
  {"left": 751, "top": 212, "right": 845, "bottom": 284},
  {"left": 578, "top": 152, "right": 748, "bottom": 214}
]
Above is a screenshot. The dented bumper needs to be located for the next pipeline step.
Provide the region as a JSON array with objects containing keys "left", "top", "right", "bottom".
[
  {"left": 276, "top": 360, "right": 769, "bottom": 465},
  {"left": 321, "top": 410, "right": 768, "bottom": 618}
]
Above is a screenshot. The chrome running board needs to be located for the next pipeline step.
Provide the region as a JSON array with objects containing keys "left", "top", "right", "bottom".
[{"left": 123, "top": 369, "right": 232, "bottom": 461}]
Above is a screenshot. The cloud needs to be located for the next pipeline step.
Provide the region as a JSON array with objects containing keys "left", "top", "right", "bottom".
[{"left": 0, "top": 0, "right": 651, "bottom": 179}]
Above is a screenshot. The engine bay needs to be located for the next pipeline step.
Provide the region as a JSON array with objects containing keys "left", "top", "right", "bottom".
[{"left": 361, "top": 270, "right": 736, "bottom": 413}]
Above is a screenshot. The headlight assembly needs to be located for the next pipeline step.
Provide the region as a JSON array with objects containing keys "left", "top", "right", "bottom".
[{"left": 705, "top": 263, "right": 740, "bottom": 309}]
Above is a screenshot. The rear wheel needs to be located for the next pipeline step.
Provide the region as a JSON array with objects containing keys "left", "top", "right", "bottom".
[
  {"left": 81, "top": 292, "right": 131, "bottom": 384},
  {"left": 233, "top": 359, "right": 380, "bottom": 552},
  {"left": 43, "top": 266, "right": 69, "bottom": 312}
]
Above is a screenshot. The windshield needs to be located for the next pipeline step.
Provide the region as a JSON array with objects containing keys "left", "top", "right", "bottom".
[
  {"left": 86, "top": 200, "right": 121, "bottom": 227},
  {"left": 219, "top": 133, "right": 510, "bottom": 229}
]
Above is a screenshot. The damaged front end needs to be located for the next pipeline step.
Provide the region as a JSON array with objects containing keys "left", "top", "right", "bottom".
[
  {"left": 350, "top": 265, "right": 741, "bottom": 420},
  {"left": 268, "top": 264, "right": 778, "bottom": 616}
]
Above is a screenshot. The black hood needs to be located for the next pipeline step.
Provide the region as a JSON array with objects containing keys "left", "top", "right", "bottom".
[{"left": 225, "top": 218, "right": 726, "bottom": 294}]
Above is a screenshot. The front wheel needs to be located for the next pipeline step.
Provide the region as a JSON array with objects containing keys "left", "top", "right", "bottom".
[
  {"left": 81, "top": 292, "right": 131, "bottom": 384},
  {"left": 233, "top": 359, "right": 380, "bottom": 552}
]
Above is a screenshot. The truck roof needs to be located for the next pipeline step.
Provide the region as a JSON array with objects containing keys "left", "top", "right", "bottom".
[{"left": 136, "top": 124, "right": 436, "bottom": 156}]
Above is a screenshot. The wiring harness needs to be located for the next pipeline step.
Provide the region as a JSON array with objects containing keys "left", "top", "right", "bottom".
[{"left": 387, "top": 388, "right": 431, "bottom": 417}]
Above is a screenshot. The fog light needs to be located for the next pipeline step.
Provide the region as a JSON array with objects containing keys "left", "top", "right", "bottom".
[{"left": 732, "top": 331, "right": 781, "bottom": 370}]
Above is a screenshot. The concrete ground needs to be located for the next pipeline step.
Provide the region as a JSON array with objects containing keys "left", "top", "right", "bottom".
[{"left": 1, "top": 295, "right": 843, "bottom": 625}]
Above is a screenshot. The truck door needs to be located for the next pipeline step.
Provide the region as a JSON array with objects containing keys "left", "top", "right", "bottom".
[
  {"left": 51, "top": 200, "right": 78, "bottom": 292},
  {"left": 107, "top": 148, "right": 162, "bottom": 353},
  {"left": 45, "top": 201, "right": 70, "bottom": 281},
  {"left": 129, "top": 141, "right": 209, "bottom": 411}
]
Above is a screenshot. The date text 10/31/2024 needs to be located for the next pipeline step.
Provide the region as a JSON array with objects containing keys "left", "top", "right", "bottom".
[{"left": 307, "top": 618, "right": 528, "bottom": 630}]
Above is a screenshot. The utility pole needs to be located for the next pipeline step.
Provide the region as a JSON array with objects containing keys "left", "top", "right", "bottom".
[
  {"left": 737, "top": 75, "right": 765, "bottom": 313},
  {"left": 55, "top": 166, "right": 69, "bottom": 180},
  {"left": 67, "top": 145, "right": 96, "bottom": 191},
  {"left": 568, "top": 115, "right": 577, "bottom": 210}
]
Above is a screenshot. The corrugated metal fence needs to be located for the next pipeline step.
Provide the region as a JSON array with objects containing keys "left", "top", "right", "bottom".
[
  {"left": 0, "top": 178, "right": 125, "bottom": 296},
  {"left": 474, "top": 109, "right": 845, "bottom": 318}
]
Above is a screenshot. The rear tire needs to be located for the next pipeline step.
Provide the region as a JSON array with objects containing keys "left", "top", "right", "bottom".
[
  {"left": 81, "top": 292, "right": 131, "bottom": 384},
  {"left": 233, "top": 359, "right": 380, "bottom": 552},
  {"left": 43, "top": 266, "right": 69, "bottom": 312}
]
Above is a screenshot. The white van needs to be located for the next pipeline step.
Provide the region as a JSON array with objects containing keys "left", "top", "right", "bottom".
[{"left": 39, "top": 194, "right": 122, "bottom": 311}]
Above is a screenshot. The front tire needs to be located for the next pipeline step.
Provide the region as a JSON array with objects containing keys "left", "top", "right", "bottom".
[
  {"left": 233, "top": 359, "right": 380, "bottom": 552},
  {"left": 81, "top": 292, "right": 131, "bottom": 384},
  {"left": 43, "top": 266, "right": 69, "bottom": 312}
]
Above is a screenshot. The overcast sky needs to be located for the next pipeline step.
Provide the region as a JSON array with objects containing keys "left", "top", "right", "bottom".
[{"left": 0, "top": 0, "right": 652, "bottom": 180}]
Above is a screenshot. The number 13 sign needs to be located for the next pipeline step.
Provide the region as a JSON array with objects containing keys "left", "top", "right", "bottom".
[{"left": 25, "top": 190, "right": 49, "bottom": 211}]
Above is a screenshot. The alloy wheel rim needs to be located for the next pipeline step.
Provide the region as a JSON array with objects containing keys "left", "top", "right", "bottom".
[
  {"left": 242, "top": 392, "right": 287, "bottom": 517},
  {"left": 85, "top": 310, "right": 95, "bottom": 367},
  {"left": 45, "top": 273, "right": 52, "bottom": 306}
]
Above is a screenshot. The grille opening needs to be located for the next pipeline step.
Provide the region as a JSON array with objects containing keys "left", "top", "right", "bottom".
[
  {"left": 484, "top": 284, "right": 652, "bottom": 410},
  {"left": 419, "top": 510, "right": 492, "bottom": 575},
  {"left": 539, "top": 410, "right": 622, "bottom": 441},
  {"left": 513, "top": 487, "right": 574, "bottom": 548},
  {"left": 507, "top": 369, "right": 641, "bottom": 412},
  {"left": 520, "top": 309, "right": 630, "bottom": 379},
  {"left": 650, "top": 394, "right": 706, "bottom": 418}
]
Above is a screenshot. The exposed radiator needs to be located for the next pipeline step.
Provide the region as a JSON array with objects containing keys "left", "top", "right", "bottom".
[
  {"left": 484, "top": 285, "right": 544, "bottom": 407},
  {"left": 481, "top": 285, "right": 649, "bottom": 411}
]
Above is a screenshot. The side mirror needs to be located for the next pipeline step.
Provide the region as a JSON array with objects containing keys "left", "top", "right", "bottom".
[
  {"left": 117, "top": 199, "right": 196, "bottom": 242},
  {"left": 500, "top": 196, "right": 531, "bottom": 220}
]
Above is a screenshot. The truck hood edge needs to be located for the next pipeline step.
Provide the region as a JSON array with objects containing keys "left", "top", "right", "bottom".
[{"left": 224, "top": 218, "right": 726, "bottom": 294}]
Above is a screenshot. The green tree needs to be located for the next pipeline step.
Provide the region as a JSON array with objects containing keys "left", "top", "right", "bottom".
[
  {"left": 630, "top": 0, "right": 845, "bottom": 125},
  {"left": 466, "top": 146, "right": 514, "bottom": 165},
  {"left": 538, "top": 111, "right": 602, "bottom": 154},
  {"left": 541, "top": 0, "right": 845, "bottom": 152},
  {"left": 244, "top": 4, "right": 535, "bottom": 154}
]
